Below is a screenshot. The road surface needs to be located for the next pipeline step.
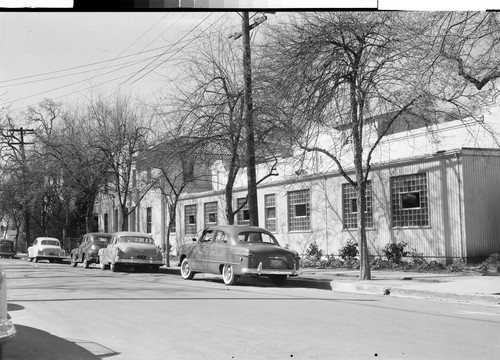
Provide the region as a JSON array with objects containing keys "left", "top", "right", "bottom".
[{"left": 2, "top": 258, "right": 500, "bottom": 360}]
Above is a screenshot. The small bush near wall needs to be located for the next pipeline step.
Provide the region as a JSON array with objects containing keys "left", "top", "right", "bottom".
[
  {"left": 478, "top": 253, "right": 500, "bottom": 274},
  {"left": 339, "top": 240, "right": 359, "bottom": 260},
  {"left": 382, "top": 242, "right": 408, "bottom": 265}
]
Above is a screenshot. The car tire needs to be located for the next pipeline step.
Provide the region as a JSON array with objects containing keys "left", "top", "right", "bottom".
[
  {"left": 34, "top": 257, "right": 39, "bottom": 263},
  {"left": 83, "top": 257, "right": 89, "bottom": 269},
  {"left": 270, "top": 275, "right": 287, "bottom": 286},
  {"left": 180, "top": 258, "right": 195, "bottom": 280},
  {"left": 70, "top": 255, "right": 77, "bottom": 267},
  {"left": 151, "top": 265, "right": 160, "bottom": 273},
  {"left": 100, "top": 262, "right": 107, "bottom": 270},
  {"left": 222, "top": 264, "right": 238, "bottom": 286},
  {"left": 110, "top": 263, "right": 118, "bottom": 272}
]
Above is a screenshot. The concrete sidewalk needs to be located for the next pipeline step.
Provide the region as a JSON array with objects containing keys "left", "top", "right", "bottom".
[{"left": 295, "top": 268, "right": 500, "bottom": 306}]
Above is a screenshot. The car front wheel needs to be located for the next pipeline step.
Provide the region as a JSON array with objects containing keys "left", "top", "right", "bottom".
[
  {"left": 222, "top": 264, "right": 237, "bottom": 286},
  {"left": 180, "top": 258, "right": 195, "bottom": 280},
  {"left": 83, "top": 257, "right": 89, "bottom": 269}
]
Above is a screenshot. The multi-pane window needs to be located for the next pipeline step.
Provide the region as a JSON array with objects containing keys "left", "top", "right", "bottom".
[
  {"left": 391, "top": 173, "right": 429, "bottom": 227},
  {"left": 184, "top": 204, "right": 197, "bottom": 234},
  {"left": 342, "top": 182, "right": 373, "bottom": 229},
  {"left": 237, "top": 198, "right": 250, "bottom": 225},
  {"left": 104, "top": 213, "right": 109, "bottom": 233},
  {"left": 288, "top": 189, "right": 311, "bottom": 231},
  {"left": 265, "top": 194, "right": 277, "bottom": 232},
  {"left": 204, "top": 201, "right": 218, "bottom": 227},
  {"left": 146, "top": 207, "right": 152, "bottom": 233}
]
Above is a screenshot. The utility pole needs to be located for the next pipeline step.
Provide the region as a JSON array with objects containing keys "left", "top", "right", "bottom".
[
  {"left": 2, "top": 127, "right": 34, "bottom": 248},
  {"left": 242, "top": 11, "right": 258, "bottom": 227},
  {"left": 230, "top": 12, "right": 268, "bottom": 227}
]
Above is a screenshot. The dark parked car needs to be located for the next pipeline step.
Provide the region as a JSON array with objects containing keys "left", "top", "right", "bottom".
[
  {"left": 178, "top": 225, "right": 301, "bottom": 286},
  {"left": 0, "top": 239, "right": 16, "bottom": 258},
  {"left": 70, "top": 233, "right": 112, "bottom": 268}
]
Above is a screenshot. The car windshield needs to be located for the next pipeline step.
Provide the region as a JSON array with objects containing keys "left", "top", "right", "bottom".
[
  {"left": 117, "top": 236, "right": 154, "bottom": 244},
  {"left": 91, "top": 236, "right": 111, "bottom": 244},
  {"left": 41, "top": 240, "right": 60, "bottom": 246},
  {"left": 238, "top": 231, "right": 278, "bottom": 245}
]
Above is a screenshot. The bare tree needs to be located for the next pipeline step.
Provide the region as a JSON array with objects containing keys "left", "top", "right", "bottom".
[
  {"left": 174, "top": 25, "right": 279, "bottom": 225},
  {"left": 90, "top": 94, "right": 155, "bottom": 231},
  {"left": 263, "top": 12, "right": 499, "bottom": 280}
]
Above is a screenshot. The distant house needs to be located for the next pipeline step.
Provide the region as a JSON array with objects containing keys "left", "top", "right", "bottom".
[{"left": 95, "top": 109, "right": 500, "bottom": 264}]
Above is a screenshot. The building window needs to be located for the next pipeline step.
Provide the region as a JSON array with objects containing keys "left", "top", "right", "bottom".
[
  {"left": 104, "top": 213, "right": 109, "bottom": 233},
  {"left": 237, "top": 198, "right": 250, "bottom": 226},
  {"left": 265, "top": 194, "right": 277, "bottom": 232},
  {"left": 342, "top": 182, "right": 373, "bottom": 229},
  {"left": 146, "top": 207, "right": 152, "bottom": 233},
  {"left": 184, "top": 204, "right": 197, "bottom": 234},
  {"left": 204, "top": 201, "right": 218, "bottom": 227},
  {"left": 288, "top": 189, "right": 310, "bottom": 231},
  {"left": 391, "top": 173, "right": 429, "bottom": 227}
]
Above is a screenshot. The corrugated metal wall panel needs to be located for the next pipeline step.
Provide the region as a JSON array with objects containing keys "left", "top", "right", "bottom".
[{"left": 462, "top": 152, "right": 500, "bottom": 258}]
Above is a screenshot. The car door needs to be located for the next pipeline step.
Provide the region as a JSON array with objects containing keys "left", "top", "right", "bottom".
[
  {"left": 189, "top": 230, "right": 213, "bottom": 272},
  {"left": 207, "top": 230, "right": 230, "bottom": 273}
]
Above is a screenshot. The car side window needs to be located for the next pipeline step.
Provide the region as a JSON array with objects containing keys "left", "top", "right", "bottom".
[
  {"left": 214, "top": 231, "right": 227, "bottom": 244},
  {"left": 200, "top": 230, "right": 213, "bottom": 243}
]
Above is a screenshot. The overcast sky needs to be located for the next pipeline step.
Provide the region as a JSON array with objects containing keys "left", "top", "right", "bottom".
[
  {"left": 1, "top": 12, "right": 241, "bottom": 115},
  {"left": 1, "top": 4, "right": 498, "bottom": 116}
]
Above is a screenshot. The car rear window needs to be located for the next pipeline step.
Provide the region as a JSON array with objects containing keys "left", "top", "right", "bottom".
[
  {"left": 237, "top": 232, "right": 277, "bottom": 245},
  {"left": 118, "top": 236, "right": 153, "bottom": 244},
  {"left": 92, "top": 236, "right": 111, "bottom": 244},
  {"left": 41, "top": 240, "right": 60, "bottom": 246}
]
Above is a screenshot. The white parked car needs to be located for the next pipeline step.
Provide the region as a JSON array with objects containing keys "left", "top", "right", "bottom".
[
  {"left": 99, "top": 232, "right": 164, "bottom": 273},
  {"left": 27, "top": 237, "right": 66, "bottom": 263}
]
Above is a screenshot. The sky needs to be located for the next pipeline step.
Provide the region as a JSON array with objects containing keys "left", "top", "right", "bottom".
[
  {"left": 1, "top": 12, "right": 244, "bottom": 115},
  {"left": 1, "top": 2, "right": 499, "bottom": 118}
]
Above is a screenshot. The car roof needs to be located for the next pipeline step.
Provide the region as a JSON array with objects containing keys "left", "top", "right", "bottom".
[
  {"left": 35, "top": 237, "right": 60, "bottom": 241},
  {"left": 204, "top": 225, "right": 273, "bottom": 236},
  {"left": 87, "top": 232, "right": 112, "bottom": 237},
  {"left": 113, "top": 231, "right": 152, "bottom": 237}
]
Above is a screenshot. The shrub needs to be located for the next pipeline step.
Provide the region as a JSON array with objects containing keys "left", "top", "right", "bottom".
[
  {"left": 304, "top": 241, "right": 323, "bottom": 262},
  {"left": 339, "top": 240, "right": 359, "bottom": 260},
  {"left": 382, "top": 241, "right": 408, "bottom": 265},
  {"left": 478, "top": 253, "right": 500, "bottom": 273}
]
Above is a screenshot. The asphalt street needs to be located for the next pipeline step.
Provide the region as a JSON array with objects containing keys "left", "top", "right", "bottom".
[{"left": 2, "top": 258, "right": 500, "bottom": 360}]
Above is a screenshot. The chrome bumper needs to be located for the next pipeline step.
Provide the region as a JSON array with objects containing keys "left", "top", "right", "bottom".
[
  {"left": 115, "top": 258, "right": 164, "bottom": 265},
  {"left": 241, "top": 262, "right": 301, "bottom": 276}
]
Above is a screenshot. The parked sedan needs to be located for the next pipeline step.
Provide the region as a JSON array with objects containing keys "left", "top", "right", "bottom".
[
  {"left": 178, "top": 225, "right": 301, "bottom": 286},
  {"left": 27, "top": 237, "right": 66, "bottom": 263},
  {"left": 70, "top": 232, "right": 112, "bottom": 268},
  {"left": 99, "top": 232, "right": 164, "bottom": 273},
  {"left": 0, "top": 239, "right": 16, "bottom": 258}
]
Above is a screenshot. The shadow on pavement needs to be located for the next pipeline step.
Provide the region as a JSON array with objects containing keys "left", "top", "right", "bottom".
[{"left": 3, "top": 325, "right": 119, "bottom": 360}]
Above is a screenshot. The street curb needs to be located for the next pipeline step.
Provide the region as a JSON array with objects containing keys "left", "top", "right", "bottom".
[{"left": 329, "top": 281, "right": 500, "bottom": 306}]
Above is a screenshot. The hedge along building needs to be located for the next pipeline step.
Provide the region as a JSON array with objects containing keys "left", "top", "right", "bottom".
[{"left": 94, "top": 109, "right": 500, "bottom": 264}]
